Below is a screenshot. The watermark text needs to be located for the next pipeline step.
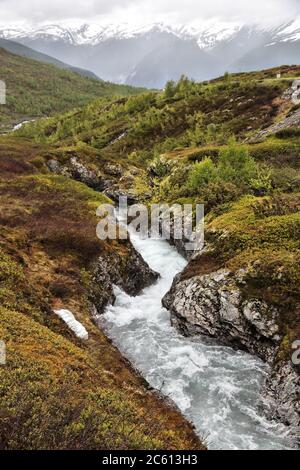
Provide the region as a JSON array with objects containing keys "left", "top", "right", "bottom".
[{"left": 96, "top": 197, "right": 204, "bottom": 252}]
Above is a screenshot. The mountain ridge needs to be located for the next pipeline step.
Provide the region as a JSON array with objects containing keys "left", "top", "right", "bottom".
[
  {"left": 2, "top": 19, "right": 300, "bottom": 47},
  {"left": 1, "top": 19, "right": 300, "bottom": 88}
]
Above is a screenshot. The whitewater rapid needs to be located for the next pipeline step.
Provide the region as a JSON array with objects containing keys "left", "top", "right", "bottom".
[{"left": 100, "top": 219, "right": 294, "bottom": 450}]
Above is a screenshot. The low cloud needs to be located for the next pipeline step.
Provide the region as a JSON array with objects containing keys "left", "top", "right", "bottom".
[{"left": 0, "top": 0, "right": 299, "bottom": 26}]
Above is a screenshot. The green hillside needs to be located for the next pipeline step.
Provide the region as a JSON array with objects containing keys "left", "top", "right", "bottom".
[
  {"left": 0, "top": 37, "right": 98, "bottom": 78},
  {"left": 0, "top": 47, "right": 142, "bottom": 132},
  {"left": 17, "top": 65, "right": 300, "bottom": 161},
  {"left": 16, "top": 65, "right": 300, "bottom": 376}
]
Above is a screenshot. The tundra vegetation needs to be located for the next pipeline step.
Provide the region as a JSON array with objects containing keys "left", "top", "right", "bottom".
[
  {"left": 1, "top": 60, "right": 300, "bottom": 448},
  {"left": 0, "top": 139, "right": 203, "bottom": 450}
]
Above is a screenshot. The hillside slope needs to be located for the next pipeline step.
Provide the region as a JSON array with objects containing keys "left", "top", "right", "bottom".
[
  {"left": 16, "top": 65, "right": 300, "bottom": 159},
  {"left": 0, "top": 137, "right": 204, "bottom": 450},
  {"left": 15, "top": 66, "right": 300, "bottom": 436},
  {"left": 0, "top": 37, "right": 98, "bottom": 79},
  {"left": 0, "top": 48, "right": 141, "bottom": 132}
]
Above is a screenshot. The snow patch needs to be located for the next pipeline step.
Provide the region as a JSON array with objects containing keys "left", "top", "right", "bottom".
[
  {"left": 12, "top": 120, "right": 35, "bottom": 131},
  {"left": 269, "top": 19, "right": 300, "bottom": 44},
  {"left": 54, "top": 309, "right": 89, "bottom": 340}
]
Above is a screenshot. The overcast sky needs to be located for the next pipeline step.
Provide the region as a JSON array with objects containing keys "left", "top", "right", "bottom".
[{"left": 0, "top": 0, "right": 299, "bottom": 27}]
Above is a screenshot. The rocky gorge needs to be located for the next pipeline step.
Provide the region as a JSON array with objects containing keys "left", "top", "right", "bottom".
[
  {"left": 5, "top": 66, "right": 300, "bottom": 449},
  {"left": 43, "top": 117, "right": 300, "bottom": 444}
]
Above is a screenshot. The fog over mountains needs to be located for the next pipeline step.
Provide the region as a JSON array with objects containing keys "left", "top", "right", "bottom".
[{"left": 1, "top": 19, "right": 300, "bottom": 88}]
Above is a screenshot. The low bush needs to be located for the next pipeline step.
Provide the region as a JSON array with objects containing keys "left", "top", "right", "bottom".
[
  {"left": 187, "top": 146, "right": 221, "bottom": 163},
  {"left": 275, "top": 127, "right": 300, "bottom": 139},
  {"left": 249, "top": 141, "right": 300, "bottom": 167},
  {"left": 187, "top": 141, "right": 258, "bottom": 198},
  {"left": 251, "top": 194, "right": 300, "bottom": 218},
  {"left": 197, "top": 181, "right": 243, "bottom": 212},
  {"left": 271, "top": 166, "right": 300, "bottom": 192},
  {"left": 250, "top": 165, "right": 273, "bottom": 196},
  {"left": 187, "top": 157, "right": 218, "bottom": 191},
  {"left": 218, "top": 141, "right": 257, "bottom": 184}
]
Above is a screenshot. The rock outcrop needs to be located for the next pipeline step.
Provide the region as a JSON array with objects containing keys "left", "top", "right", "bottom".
[
  {"left": 248, "top": 108, "right": 300, "bottom": 143},
  {"left": 162, "top": 268, "right": 300, "bottom": 437},
  {"left": 247, "top": 80, "right": 300, "bottom": 143},
  {"left": 47, "top": 157, "right": 140, "bottom": 203},
  {"left": 264, "top": 360, "right": 300, "bottom": 430},
  {"left": 47, "top": 156, "right": 158, "bottom": 312},
  {"left": 103, "top": 187, "right": 138, "bottom": 205},
  {"left": 90, "top": 240, "right": 159, "bottom": 315},
  {"left": 47, "top": 157, "right": 105, "bottom": 190}
]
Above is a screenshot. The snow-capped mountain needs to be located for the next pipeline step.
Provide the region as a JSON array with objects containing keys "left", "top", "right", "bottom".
[
  {"left": 269, "top": 19, "right": 300, "bottom": 44},
  {"left": 1, "top": 19, "right": 300, "bottom": 88},
  {"left": 0, "top": 20, "right": 244, "bottom": 46}
]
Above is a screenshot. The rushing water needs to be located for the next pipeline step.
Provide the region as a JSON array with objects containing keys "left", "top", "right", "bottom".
[{"left": 100, "top": 218, "right": 294, "bottom": 450}]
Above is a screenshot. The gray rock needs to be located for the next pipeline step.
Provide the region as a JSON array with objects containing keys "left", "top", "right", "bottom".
[
  {"left": 243, "top": 300, "right": 280, "bottom": 341},
  {"left": 284, "top": 79, "right": 300, "bottom": 105},
  {"left": 159, "top": 206, "right": 203, "bottom": 260},
  {"left": 262, "top": 360, "right": 300, "bottom": 440},
  {"left": 163, "top": 268, "right": 299, "bottom": 433},
  {"left": 89, "top": 256, "right": 116, "bottom": 313},
  {"left": 47, "top": 159, "right": 61, "bottom": 173},
  {"left": 104, "top": 163, "right": 123, "bottom": 177},
  {"left": 89, "top": 236, "right": 159, "bottom": 315},
  {"left": 67, "top": 157, "right": 104, "bottom": 190},
  {"left": 103, "top": 187, "right": 138, "bottom": 205},
  {"left": 47, "top": 157, "right": 105, "bottom": 190}
]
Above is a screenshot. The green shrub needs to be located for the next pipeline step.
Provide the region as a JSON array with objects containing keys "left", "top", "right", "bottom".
[
  {"left": 187, "top": 146, "right": 220, "bottom": 162},
  {"left": 198, "top": 181, "right": 242, "bottom": 212},
  {"left": 188, "top": 141, "right": 258, "bottom": 196},
  {"left": 249, "top": 141, "right": 300, "bottom": 167},
  {"left": 272, "top": 166, "right": 300, "bottom": 192},
  {"left": 275, "top": 127, "right": 300, "bottom": 139},
  {"left": 164, "top": 80, "right": 176, "bottom": 100},
  {"left": 251, "top": 194, "right": 300, "bottom": 218},
  {"left": 125, "top": 92, "right": 156, "bottom": 114},
  {"left": 31, "top": 156, "right": 45, "bottom": 169},
  {"left": 250, "top": 165, "right": 273, "bottom": 195},
  {"left": 218, "top": 140, "right": 257, "bottom": 184},
  {"left": 148, "top": 157, "right": 171, "bottom": 178},
  {"left": 187, "top": 157, "right": 218, "bottom": 192}
]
